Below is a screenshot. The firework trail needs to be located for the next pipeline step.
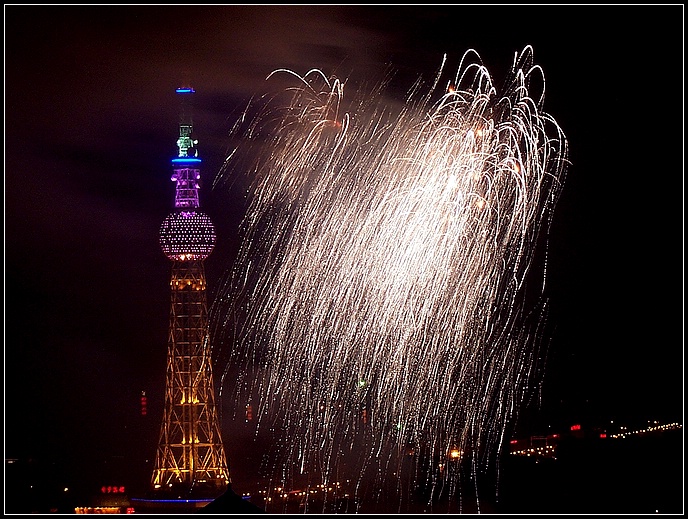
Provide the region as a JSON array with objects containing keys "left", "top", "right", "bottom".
[{"left": 214, "top": 46, "right": 568, "bottom": 511}]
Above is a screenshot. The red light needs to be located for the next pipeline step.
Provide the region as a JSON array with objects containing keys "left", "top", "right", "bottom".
[
  {"left": 101, "top": 485, "right": 126, "bottom": 494},
  {"left": 599, "top": 433, "right": 606, "bottom": 439},
  {"left": 509, "top": 439, "right": 518, "bottom": 444},
  {"left": 570, "top": 424, "right": 581, "bottom": 431}
]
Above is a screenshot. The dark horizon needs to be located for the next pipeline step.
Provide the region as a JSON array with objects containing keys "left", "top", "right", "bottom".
[{"left": 5, "top": 423, "right": 683, "bottom": 514}]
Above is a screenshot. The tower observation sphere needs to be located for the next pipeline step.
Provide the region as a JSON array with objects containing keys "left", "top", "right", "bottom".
[{"left": 160, "top": 210, "right": 216, "bottom": 260}]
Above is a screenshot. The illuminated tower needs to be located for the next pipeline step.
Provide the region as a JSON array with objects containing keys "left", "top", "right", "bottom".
[{"left": 150, "top": 86, "right": 229, "bottom": 502}]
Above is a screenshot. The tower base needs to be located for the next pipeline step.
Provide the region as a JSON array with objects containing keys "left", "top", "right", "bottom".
[{"left": 130, "top": 481, "right": 228, "bottom": 514}]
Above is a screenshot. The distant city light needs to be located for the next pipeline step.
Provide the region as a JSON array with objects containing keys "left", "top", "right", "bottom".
[
  {"left": 101, "top": 486, "right": 126, "bottom": 494},
  {"left": 510, "top": 421, "right": 682, "bottom": 458}
]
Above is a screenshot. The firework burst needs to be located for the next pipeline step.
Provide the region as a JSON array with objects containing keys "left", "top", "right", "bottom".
[{"left": 214, "top": 46, "right": 568, "bottom": 512}]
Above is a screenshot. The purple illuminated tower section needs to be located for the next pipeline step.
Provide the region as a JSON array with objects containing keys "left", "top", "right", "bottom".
[{"left": 150, "top": 86, "right": 229, "bottom": 504}]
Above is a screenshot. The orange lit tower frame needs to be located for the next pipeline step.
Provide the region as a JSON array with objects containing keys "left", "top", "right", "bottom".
[{"left": 153, "top": 86, "right": 229, "bottom": 496}]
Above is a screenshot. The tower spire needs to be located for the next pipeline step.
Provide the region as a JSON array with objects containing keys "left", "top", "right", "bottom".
[{"left": 171, "top": 86, "right": 202, "bottom": 209}]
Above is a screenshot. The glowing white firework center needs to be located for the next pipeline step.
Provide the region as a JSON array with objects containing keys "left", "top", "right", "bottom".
[{"left": 217, "top": 46, "right": 568, "bottom": 509}]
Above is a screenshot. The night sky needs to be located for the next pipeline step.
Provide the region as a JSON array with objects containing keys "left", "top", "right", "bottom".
[{"left": 5, "top": 4, "right": 684, "bottom": 500}]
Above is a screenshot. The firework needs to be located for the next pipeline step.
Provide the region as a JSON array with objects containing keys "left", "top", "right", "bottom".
[{"left": 214, "top": 46, "right": 568, "bottom": 512}]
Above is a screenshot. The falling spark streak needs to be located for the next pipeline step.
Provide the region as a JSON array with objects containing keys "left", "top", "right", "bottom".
[{"left": 214, "top": 46, "right": 568, "bottom": 512}]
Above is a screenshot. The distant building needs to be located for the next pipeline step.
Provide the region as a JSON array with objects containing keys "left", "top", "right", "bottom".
[{"left": 74, "top": 486, "right": 134, "bottom": 514}]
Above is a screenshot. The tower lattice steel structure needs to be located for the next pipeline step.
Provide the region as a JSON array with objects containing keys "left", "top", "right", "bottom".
[{"left": 151, "top": 86, "right": 229, "bottom": 498}]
